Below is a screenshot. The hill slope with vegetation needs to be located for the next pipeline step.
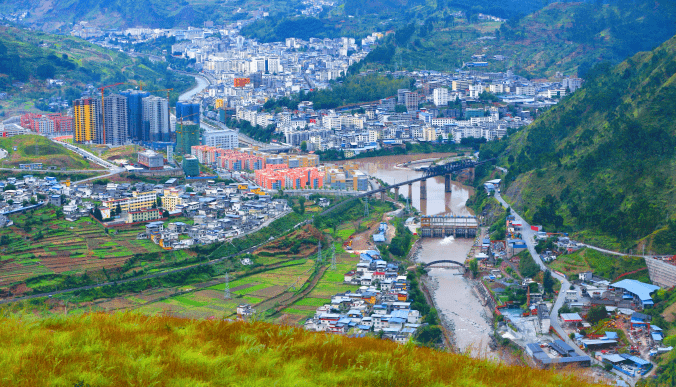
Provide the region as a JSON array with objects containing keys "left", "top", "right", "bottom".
[
  {"left": 0, "top": 26, "right": 193, "bottom": 112},
  {"left": 0, "top": 312, "right": 601, "bottom": 387},
  {"left": 353, "top": 0, "right": 676, "bottom": 78},
  {"left": 483, "top": 33, "right": 676, "bottom": 252}
]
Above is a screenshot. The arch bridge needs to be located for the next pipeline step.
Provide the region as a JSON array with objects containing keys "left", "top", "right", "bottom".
[{"left": 424, "top": 260, "right": 466, "bottom": 271}]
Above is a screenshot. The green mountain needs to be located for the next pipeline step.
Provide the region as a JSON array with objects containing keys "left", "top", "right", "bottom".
[
  {"left": 484, "top": 33, "right": 676, "bottom": 253},
  {"left": 1, "top": 0, "right": 302, "bottom": 32},
  {"left": 0, "top": 26, "right": 193, "bottom": 109},
  {"left": 350, "top": 0, "right": 676, "bottom": 78}
]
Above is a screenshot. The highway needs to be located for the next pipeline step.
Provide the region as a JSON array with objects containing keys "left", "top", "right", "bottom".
[{"left": 50, "top": 139, "right": 126, "bottom": 183}]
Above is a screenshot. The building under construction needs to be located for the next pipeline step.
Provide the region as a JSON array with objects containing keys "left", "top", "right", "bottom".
[{"left": 420, "top": 215, "right": 478, "bottom": 238}]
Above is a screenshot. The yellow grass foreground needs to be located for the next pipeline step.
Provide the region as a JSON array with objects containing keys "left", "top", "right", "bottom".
[{"left": 0, "top": 312, "right": 602, "bottom": 387}]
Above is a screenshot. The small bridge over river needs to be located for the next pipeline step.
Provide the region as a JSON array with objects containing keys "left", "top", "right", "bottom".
[{"left": 424, "top": 260, "right": 466, "bottom": 272}]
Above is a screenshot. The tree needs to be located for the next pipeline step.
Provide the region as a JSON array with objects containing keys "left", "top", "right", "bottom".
[
  {"left": 586, "top": 305, "right": 608, "bottom": 325},
  {"left": 29, "top": 197, "right": 37, "bottom": 205},
  {"left": 468, "top": 258, "right": 479, "bottom": 278},
  {"left": 93, "top": 207, "right": 103, "bottom": 221},
  {"left": 300, "top": 141, "right": 307, "bottom": 152},
  {"left": 395, "top": 104, "right": 407, "bottom": 113},
  {"left": 116, "top": 203, "right": 122, "bottom": 215},
  {"left": 543, "top": 270, "right": 555, "bottom": 294},
  {"left": 156, "top": 197, "right": 162, "bottom": 208},
  {"left": 415, "top": 325, "right": 443, "bottom": 346},
  {"left": 163, "top": 210, "right": 170, "bottom": 218}
]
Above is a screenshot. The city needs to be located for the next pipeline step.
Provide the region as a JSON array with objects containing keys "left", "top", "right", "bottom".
[{"left": 0, "top": 0, "right": 674, "bottom": 386}]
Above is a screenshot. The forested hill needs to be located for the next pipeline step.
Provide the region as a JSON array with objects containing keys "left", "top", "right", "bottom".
[{"left": 483, "top": 34, "right": 676, "bottom": 253}]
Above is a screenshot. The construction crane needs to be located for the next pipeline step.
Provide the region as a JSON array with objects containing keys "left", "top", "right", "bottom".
[{"left": 97, "top": 82, "right": 127, "bottom": 144}]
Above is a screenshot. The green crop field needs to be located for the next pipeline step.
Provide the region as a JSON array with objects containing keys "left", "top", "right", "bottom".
[{"left": 0, "top": 135, "right": 101, "bottom": 170}]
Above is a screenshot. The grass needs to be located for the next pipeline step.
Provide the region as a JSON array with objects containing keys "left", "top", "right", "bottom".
[
  {"left": 549, "top": 248, "right": 649, "bottom": 282},
  {"left": 0, "top": 135, "right": 100, "bottom": 170},
  {"left": 0, "top": 312, "right": 603, "bottom": 386}
]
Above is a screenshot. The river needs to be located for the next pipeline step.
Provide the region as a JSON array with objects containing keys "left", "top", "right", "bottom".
[
  {"left": 353, "top": 156, "right": 495, "bottom": 356},
  {"left": 178, "top": 73, "right": 209, "bottom": 101}
]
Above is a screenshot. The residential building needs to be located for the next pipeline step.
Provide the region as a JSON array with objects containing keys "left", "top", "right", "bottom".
[
  {"left": 176, "top": 101, "right": 200, "bottom": 125},
  {"left": 161, "top": 188, "right": 182, "bottom": 211},
  {"left": 120, "top": 89, "right": 150, "bottom": 140},
  {"left": 175, "top": 121, "right": 200, "bottom": 154},
  {"left": 103, "top": 191, "right": 157, "bottom": 213},
  {"left": 142, "top": 96, "right": 170, "bottom": 142},
  {"left": 73, "top": 97, "right": 102, "bottom": 144},
  {"left": 102, "top": 94, "right": 128, "bottom": 145},
  {"left": 182, "top": 155, "right": 200, "bottom": 177},
  {"left": 433, "top": 88, "right": 449, "bottom": 107}
]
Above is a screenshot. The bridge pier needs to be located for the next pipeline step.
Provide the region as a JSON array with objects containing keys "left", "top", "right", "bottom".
[
  {"left": 445, "top": 174, "right": 452, "bottom": 192},
  {"left": 408, "top": 183, "right": 412, "bottom": 201},
  {"left": 420, "top": 179, "right": 427, "bottom": 200},
  {"left": 394, "top": 186, "right": 399, "bottom": 201},
  {"left": 381, "top": 191, "right": 386, "bottom": 202}
]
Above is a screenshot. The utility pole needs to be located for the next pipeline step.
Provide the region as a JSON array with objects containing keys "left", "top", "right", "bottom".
[
  {"left": 330, "top": 241, "right": 336, "bottom": 271},
  {"left": 223, "top": 272, "right": 231, "bottom": 299},
  {"left": 317, "top": 241, "right": 322, "bottom": 263}
]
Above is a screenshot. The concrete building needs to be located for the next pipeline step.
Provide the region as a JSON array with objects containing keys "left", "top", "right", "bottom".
[
  {"left": 73, "top": 97, "right": 102, "bottom": 144},
  {"left": 102, "top": 94, "right": 128, "bottom": 145},
  {"left": 125, "top": 208, "right": 163, "bottom": 223},
  {"left": 433, "top": 88, "right": 449, "bottom": 107},
  {"left": 142, "top": 96, "right": 170, "bottom": 142},
  {"left": 138, "top": 150, "right": 164, "bottom": 170},
  {"left": 176, "top": 101, "right": 200, "bottom": 125},
  {"left": 120, "top": 89, "right": 150, "bottom": 140},
  {"left": 182, "top": 155, "right": 200, "bottom": 177},
  {"left": 103, "top": 191, "right": 157, "bottom": 213},
  {"left": 175, "top": 121, "right": 200, "bottom": 155},
  {"left": 202, "top": 129, "right": 238, "bottom": 149}
]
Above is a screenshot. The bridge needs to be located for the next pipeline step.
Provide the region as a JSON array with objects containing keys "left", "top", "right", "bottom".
[
  {"left": 424, "top": 260, "right": 466, "bottom": 271},
  {"left": 319, "top": 158, "right": 494, "bottom": 216}
]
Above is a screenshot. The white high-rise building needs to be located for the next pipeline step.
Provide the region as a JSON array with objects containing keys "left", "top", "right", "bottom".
[
  {"left": 433, "top": 88, "right": 449, "bottom": 107},
  {"left": 142, "top": 96, "right": 170, "bottom": 142}
]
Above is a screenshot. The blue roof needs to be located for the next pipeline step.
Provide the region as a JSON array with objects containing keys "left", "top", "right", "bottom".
[
  {"left": 652, "top": 333, "right": 663, "bottom": 341},
  {"left": 389, "top": 317, "right": 406, "bottom": 324},
  {"left": 619, "top": 354, "right": 651, "bottom": 366},
  {"left": 373, "top": 234, "right": 386, "bottom": 242},
  {"left": 611, "top": 279, "right": 660, "bottom": 302},
  {"left": 390, "top": 310, "right": 409, "bottom": 319},
  {"left": 605, "top": 332, "right": 618, "bottom": 340}
]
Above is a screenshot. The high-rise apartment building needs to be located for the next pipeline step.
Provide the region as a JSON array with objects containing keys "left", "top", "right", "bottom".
[
  {"left": 102, "top": 94, "right": 128, "bottom": 145},
  {"left": 142, "top": 96, "right": 170, "bottom": 142},
  {"left": 176, "top": 101, "right": 200, "bottom": 125},
  {"left": 73, "top": 98, "right": 102, "bottom": 144},
  {"left": 120, "top": 90, "right": 150, "bottom": 140},
  {"left": 175, "top": 121, "right": 200, "bottom": 154}
]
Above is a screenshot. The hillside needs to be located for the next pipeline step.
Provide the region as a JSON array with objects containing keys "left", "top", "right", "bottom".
[
  {"left": 486, "top": 33, "right": 676, "bottom": 252},
  {"left": 0, "top": 0, "right": 302, "bottom": 32},
  {"left": 351, "top": 0, "right": 676, "bottom": 78},
  {"left": 0, "top": 135, "right": 101, "bottom": 170},
  {"left": 0, "top": 26, "right": 194, "bottom": 113},
  {"left": 0, "top": 312, "right": 601, "bottom": 387}
]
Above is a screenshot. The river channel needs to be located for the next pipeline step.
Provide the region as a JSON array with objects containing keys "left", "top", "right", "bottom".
[{"left": 353, "top": 157, "right": 495, "bottom": 356}]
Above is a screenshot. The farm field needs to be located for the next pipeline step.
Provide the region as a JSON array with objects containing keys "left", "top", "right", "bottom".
[{"left": 0, "top": 207, "right": 169, "bottom": 292}]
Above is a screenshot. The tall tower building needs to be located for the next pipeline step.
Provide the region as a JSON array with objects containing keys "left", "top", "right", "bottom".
[
  {"left": 102, "top": 94, "right": 128, "bottom": 145},
  {"left": 142, "top": 96, "right": 170, "bottom": 142},
  {"left": 73, "top": 98, "right": 102, "bottom": 144},
  {"left": 120, "top": 89, "right": 150, "bottom": 140},
  {"left": 175, "top": 121, "right": 200, "bottom": 155},
  {"left": 176, "top": 101, "right": 200, "bottom": 125}
]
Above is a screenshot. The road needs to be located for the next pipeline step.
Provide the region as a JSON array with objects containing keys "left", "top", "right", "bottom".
[
  {"left": 494, "top": 192, "right": 588, "bottom": 357},
  {"left": 50, "top": 139, "right": 126, "bottom": 183}
]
